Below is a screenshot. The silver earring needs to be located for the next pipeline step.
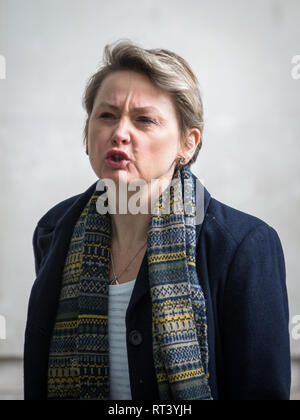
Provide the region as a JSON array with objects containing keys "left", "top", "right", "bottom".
[{"left": 178, "top": 156, "right": 185, "bottom": 165}]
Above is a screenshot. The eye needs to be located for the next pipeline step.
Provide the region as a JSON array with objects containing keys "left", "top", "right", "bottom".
[
  {"left": 99, "top": 112, "right": 115, "bottom": 119},
  {"left": 137, "top": 116, "right": 156, "bottom": 124}
]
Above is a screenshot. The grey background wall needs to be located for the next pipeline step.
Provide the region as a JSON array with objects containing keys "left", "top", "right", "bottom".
[{"left": 0, "top": 0, "right": 299, "bottom": 399}]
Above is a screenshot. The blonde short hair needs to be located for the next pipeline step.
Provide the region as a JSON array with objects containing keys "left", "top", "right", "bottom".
[{"left": 83, "top": 39, "right": 204, "bottom": 167}]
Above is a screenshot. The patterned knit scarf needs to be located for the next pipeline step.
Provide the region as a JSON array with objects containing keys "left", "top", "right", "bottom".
[{"left": 47, "top": 165, "right": 212, "bottom": 400}]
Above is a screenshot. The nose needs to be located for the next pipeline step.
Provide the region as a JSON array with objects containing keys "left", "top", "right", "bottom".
[{"left": 111, "top": 116, "right": 131, "bottom": 146}]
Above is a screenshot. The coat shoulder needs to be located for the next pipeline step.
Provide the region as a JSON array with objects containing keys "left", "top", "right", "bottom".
[
  {"left": 36, "top": 182, "right": 97, "bottom": 229},
  {"left": 37, "top": 194, "right": 82, "bottom": 229},
  {"left": 204, "top": 196, "right": 275, "bottom": 247}
]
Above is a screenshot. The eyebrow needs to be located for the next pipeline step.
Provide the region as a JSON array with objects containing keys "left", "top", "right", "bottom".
[{"left": 97, "top": 101, "right": 161, "bottom": 114}]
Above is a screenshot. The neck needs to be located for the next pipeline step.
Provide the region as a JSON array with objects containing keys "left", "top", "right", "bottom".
[
  {"left": 110, "top": 212, "right": 151, "bottom": 249},
  {"left": 107, "top": 170, "right": 177, "bottom": 249}
]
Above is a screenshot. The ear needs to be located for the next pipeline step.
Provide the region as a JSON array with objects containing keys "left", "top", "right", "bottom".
[{"left": 180, "top": 128, "right": 201, "bottom": 164}]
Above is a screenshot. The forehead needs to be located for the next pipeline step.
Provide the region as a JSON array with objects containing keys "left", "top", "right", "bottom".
[{"left": 93, "top": 70, "right": 175, "bottom": 112}]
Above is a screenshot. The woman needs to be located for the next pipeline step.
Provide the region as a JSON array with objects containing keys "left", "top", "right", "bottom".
[{"left": 24, "top": 40, "right": 291, "bottom": 400}]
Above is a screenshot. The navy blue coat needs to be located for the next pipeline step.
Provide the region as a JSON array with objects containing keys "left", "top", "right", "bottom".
[{"left": 24, "top": 174, "right": 291, "bottom": 400}]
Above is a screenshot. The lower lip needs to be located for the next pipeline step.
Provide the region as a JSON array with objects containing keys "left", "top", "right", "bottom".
[{"left": 106, "top": 157, "right": 130, "bottom": 169}]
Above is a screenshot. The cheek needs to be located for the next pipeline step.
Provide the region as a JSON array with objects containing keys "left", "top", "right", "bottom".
[
  {"left": 138, "top": 141, "right": 177, "bottom": 176},
  {"left": 89, "top": 123, "right": 101, "bottom": 139},
  {"left": 88, "top": 124, "right": 109, "bottom": 148},
  {"left": 148, "top": 137, "right": 178, "bottom": 161}
]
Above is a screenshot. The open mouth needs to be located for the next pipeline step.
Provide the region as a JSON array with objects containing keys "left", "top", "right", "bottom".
[
  {"left": 106, "top": 149, "right": 131, "bottom": 168},
  {"left": 106, "top": 149, "right": 130, "bottom": 161},
  {"left": 111, "top": 154, "right": 125, "bottom": 162},
  {"left": 106, "top": 153, "right": 130, "bottom": 169}
]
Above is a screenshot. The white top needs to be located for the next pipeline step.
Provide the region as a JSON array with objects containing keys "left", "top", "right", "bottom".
[{"left": 108, "top": 278, "right": 136, "bottom": 400}]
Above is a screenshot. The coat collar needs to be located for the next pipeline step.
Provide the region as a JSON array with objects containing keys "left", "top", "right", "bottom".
[{"left": 34, "top": 173, "right": 211, "bottom": 330}]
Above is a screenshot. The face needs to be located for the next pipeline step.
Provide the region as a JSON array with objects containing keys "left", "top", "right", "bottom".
[{"left": 87, "top": 70, "right": 185, "bottom": 188}]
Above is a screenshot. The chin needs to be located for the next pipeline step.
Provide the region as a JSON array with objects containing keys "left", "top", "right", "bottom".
[{"left": 102, "top": 169, "right": 132, "bottom": 185}]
